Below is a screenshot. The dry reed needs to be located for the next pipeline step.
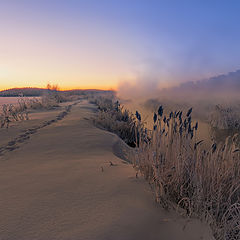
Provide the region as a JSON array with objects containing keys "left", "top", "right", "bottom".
[{"left": 94, "top": 97, "right": 240, "bottom": 240}]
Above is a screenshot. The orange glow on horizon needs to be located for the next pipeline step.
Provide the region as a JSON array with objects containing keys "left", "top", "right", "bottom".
[{"left": 0, "top": 84, "right": 117, "bottom": 92}]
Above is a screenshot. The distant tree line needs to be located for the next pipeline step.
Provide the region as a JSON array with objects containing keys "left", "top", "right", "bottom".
[
  {"left": 0, "top": 88, "right": 48, "bottom": 97},
  {"left": 0, "top": 86, "right": 115, "bottom": 97}
]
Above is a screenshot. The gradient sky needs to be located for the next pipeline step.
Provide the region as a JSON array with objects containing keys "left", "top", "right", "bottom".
[{"left": 1, "top": 0, "right": 240, "bottom": 90}]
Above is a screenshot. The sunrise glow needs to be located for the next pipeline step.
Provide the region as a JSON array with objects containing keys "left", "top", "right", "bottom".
[{"left": 1, "top": 1, "right": 240, "bottom": 90}]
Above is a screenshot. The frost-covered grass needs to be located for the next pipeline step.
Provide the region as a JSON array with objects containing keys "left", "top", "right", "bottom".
[{"left": 94, "top": 97, "right": 240, "bottom": 240}]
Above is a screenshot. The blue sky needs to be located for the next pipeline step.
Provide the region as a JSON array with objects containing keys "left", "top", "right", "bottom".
[{"left": 0, "top": 0, "right": 240, "bottom": 89}]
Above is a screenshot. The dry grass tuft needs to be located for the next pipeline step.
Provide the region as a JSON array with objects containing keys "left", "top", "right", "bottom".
[
  {"left": 0, "top": 99, "right": 29, "bottom": 128},
  {"left": 92, "top": 97, "right": 142, "bottom": 147}
]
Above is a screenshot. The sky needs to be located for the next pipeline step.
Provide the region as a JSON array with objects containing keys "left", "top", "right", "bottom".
[{"left": 0, "top": 0, "right": 240, "bottom": 90}]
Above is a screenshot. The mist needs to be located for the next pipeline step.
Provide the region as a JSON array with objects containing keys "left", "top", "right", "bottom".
[
  {"left": 116, "top": 68, "right": 240, "bottom": 135},
  {"left": 117, "top": 68, "right": 240, "bottom": 104}
]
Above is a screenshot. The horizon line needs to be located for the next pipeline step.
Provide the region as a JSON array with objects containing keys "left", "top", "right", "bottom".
[{"left": 0, "top": 86, "right": 117, "bottom": 92}]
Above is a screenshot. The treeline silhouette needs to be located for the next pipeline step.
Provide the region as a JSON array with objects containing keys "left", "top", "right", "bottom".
[{"left": 0, "top": 87, "right": 114, "bottom": 97}]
